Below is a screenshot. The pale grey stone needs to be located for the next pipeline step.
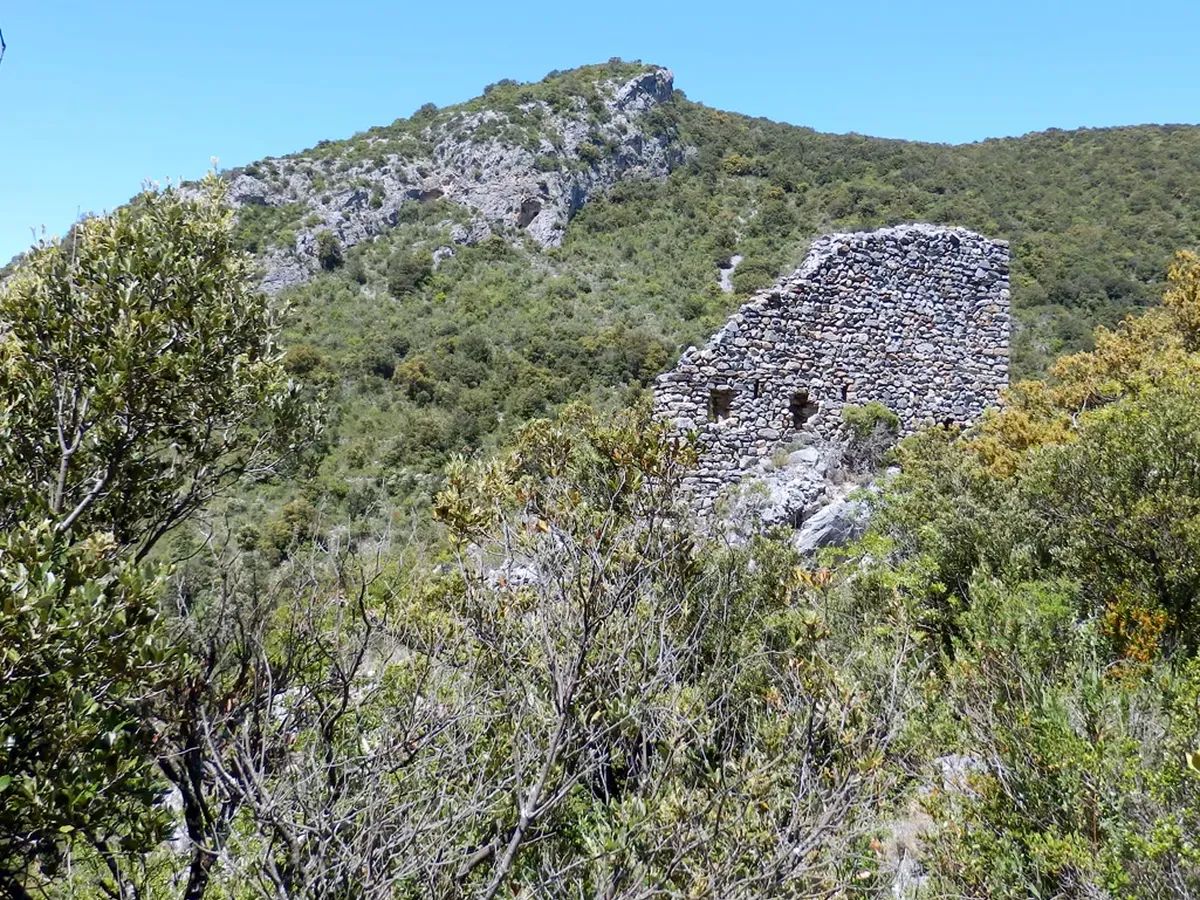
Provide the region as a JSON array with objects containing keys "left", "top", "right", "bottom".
[
  {"left": 223, "top": 67, "right": 683, "bottom": 292},
  {"left": 793, "top": 492, "right": 868, "bottom": 554},
  {"left": 653, "top": 224, "right": 1010, "bottom": 518}
]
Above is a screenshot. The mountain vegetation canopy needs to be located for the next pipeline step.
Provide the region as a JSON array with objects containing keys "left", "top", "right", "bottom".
[
  {"left": 245, "top": 61, "right": 1200, "bottom": 528},
  {"left": 3, "top": 60, "right": 1200, "bottom": 898}
]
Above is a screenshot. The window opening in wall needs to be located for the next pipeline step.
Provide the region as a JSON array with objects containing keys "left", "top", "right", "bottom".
[
  {"left": 840, "top": 385, "right": 849, "bottom": 401},
  {"left": 752, "top": 379, "right": 762, "bottom": 400},
  {"left": 790, "top": 390, "right": 819, "bottom": 429},
  {"left": 709, "top": 388, "right": 734, "bottom": 422}
]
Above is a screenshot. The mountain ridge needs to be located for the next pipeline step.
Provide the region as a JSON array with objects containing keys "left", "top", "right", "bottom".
[
  {"left": 14, "top": 61, "right": 1198, "bottom": 500},
  {"left": 207, "top": 59, "right": 1200, "bottom": 502},
  {"left": 224, "top": 62, "right": 684, "bottom": 291},
  {"left": 219, "top": 61, "right": 1200, "bottom": 365}
]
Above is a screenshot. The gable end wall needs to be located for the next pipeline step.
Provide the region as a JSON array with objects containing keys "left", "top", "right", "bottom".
[{"left": 653, "top": 223, "right": 1011, "bottom": 511}]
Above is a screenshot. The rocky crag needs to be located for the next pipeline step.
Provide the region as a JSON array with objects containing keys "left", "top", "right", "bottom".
[
  {"left": 655, "top": 224, "right": 1011, "bottom": 528},
  {"left": 222, "top": 66, "right": 683, "bottom": 292}
]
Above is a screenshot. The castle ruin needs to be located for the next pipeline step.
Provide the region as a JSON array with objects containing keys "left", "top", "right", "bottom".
[{"left": 654, "top": 224, "right": 1010, "bottom": 513}]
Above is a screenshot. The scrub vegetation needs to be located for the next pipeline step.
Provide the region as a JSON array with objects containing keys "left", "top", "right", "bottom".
[{"left": 5, "top": 62, "right": 1200, "bottom": 899}]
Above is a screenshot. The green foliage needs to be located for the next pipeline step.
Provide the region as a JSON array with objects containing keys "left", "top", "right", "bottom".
[
  {"left": 385, "top": 248, "right": 432, "bottom": 297},
  {"left": 232, "top": 201, "right": 305, "bottom": 253},
  {"left": 0, "top": 175, "right": 307, "bottom": 557},
  {"left": 1018, "top": 381, "right": 1200, "bottom": 640},
  {"left": 664, "top": 107, "right": 1200, "bottom": 377},
  {"left": 721, "top": 151, "right": 757, "bottom": 176},
  {"left": 169, "top": 63, "right": 1192, "bottom": 545},
  {"left": 421, "top": 402, "right": 918, "bottom": 895},
  {"left": 16, "top": 61, "right": 1200, "bottom": 896},
  {"left": 0, "top": 527, "right": 174, "bottom": 891},
  {"left": 282, "top": 342, "right": 325, "bottom": 376},
  {"left": 207, "top": 81, "right": 1200, "bottom": 894},
  {"left": 847, "top": 267, "right": 1200, "bottom": 895},
  {"left": 271, "top": 208, "right": 693, "bottom": 529},
  {"left": 468, "top": 58, "right": 648, "bottom": 121},
  {"left": 921, "top": 576, "right": 1200, "bottom": 897},
  {"left": 254, "top": 72, "right": 1200, "bottom": 530},
  {"left": 0, "top": 177, "right": 308, "bottom": 894},
  {"left": 841, "top": 401, "right": 901, "bottom": 471},
  {"left": 315, "top": 229, "right": 343, "bottom": 270},
  {"left": 255, "top": 497, "right": 320, "bottom": 564},
  {"left": 842, "top": 401, "right": 901, "bottom": 440}
]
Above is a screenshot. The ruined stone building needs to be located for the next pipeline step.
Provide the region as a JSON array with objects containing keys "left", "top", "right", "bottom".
[{"left": 654, "top": 224, "right": 1010, "bottom": 512}]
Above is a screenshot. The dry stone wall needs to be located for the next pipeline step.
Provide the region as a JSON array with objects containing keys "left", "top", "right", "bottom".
[{"left": 654, "top": 223, "right": 1010, "bottom": 513}]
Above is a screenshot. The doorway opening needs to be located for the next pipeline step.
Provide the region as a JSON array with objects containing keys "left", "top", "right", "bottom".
[
  {"left": 790, "top": 390, "right": 819, "bottom": 428},
  {"left": 709, "top": 388, "right": 734, "bottom": 422}
]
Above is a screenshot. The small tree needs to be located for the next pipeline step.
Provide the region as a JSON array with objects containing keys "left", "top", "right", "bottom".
[
  {"left": 386, "top": 249, "right": 432, "bottom": 297},
  {"left": 0, "top": 176, "right": 308, "bottom": 896},
  {"left": 315, "top": 229, "right": 343, "bottom": 270},
  {"left": 0, "top": 176, "right": 307, "bottom": 558}
]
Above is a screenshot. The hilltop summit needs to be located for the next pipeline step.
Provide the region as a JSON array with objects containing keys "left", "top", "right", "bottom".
[{"left": 223, "top": 62, "right": 684, "bottom": 291}]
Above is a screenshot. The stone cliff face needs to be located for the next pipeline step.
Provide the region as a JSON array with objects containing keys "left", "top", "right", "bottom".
[{"left": 223, "top": 67, "right": 683, "bottom": 292}]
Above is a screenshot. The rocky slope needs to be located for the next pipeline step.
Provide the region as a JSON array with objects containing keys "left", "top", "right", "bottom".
[
  {"left": 223, "top": 65, "right": 684, "bottom": 292},
  {"left": 171, "top": 59, "right": 1200, "bottom": 551}
]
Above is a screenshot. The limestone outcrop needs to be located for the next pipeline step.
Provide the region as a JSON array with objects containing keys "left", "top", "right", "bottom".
[
  {"left": 654, "top": 223, "right": 1010, "bottom": 518},
  {"left": 222, "top": 67, "right": 683, "bottom": 292}
]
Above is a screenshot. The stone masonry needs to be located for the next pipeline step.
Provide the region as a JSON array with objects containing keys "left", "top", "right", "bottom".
[{"left": 654, "top": 223, "right": 1010, "bottom": 513}]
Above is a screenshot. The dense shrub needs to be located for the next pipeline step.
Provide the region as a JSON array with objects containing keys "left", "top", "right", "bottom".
[
  {"left": 282, "top": 343, "right": 325, "bottom": 375},
  {"left": 0, "top": 178, "right": 305, "bottom": 896},
  {"left": 386, "top": 249, "right": 432, "bottom": 297},
  {"left": 232, "top": 202, "right": 305, "bottom": 253},
  {"left": 841, "top": 401, "right": 901, "bottom": 471},
  {"left": 846, "top": 257, "right": 1200, "bottom": 895},
  {"left": 256, "top": 497, "right": 319, "bottom": 564},
  {"left": 315, "top": 229, "right": 343, "bottom": 270}
]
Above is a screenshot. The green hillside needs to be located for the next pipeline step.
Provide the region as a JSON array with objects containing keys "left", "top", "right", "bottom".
[
  {"left": 256, "top": 62, "right": 1200, "bottom": 522},
  {"left": 9, "top": 60, "right": 1200, "bottom": 900}
]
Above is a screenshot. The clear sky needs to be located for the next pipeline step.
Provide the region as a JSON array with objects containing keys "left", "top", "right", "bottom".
[{"left": 3, "top": 0, "right": 1198, "bottom": 263}]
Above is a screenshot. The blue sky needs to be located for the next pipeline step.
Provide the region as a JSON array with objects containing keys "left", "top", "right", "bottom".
[{"left": 2, "top": 0, "right": 1198, "bottom": 262}]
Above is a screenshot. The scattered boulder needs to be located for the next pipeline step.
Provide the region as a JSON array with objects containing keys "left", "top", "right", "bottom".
[{"left": 792, "top": 489, "right": 870, "bottom": 554}]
